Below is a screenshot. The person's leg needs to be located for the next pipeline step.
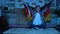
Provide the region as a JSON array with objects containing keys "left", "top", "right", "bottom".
[
  {"left": 29, "top": 20, "right": 40, "bottom": 30},
  {"left": 37, "top": 22, "right": 46, "bottom": 29},
  {"left": 28, "top": 21, "right": 32, "bottom": 29},
  {"left": 37, "top": 25, "right": 42, "bottom": 29},
  {"left": 28, "top": 21, "right": 36, "bottom": 29},
  {"left": 42, "top": 22, "right": 46, "bottom": 29},
  {"left": 29, "top": 22, "right": 38, "bottom": 30}
]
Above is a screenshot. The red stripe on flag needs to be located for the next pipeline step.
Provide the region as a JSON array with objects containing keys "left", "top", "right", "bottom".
[
  {"left": 25, "top": 7, "right": 32, "bottom": 17},
  {"left": 25, "top": 7, "right": 28, "bottom": 16},
  {"left": 44, "top": 6, "right": 50, "bottom": 17}
]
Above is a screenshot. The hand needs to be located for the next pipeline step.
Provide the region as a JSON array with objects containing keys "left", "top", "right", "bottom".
[
  {"left": 22, "top": 3, "right": 25, "bottom": 5},
  {"left": 50, "top": 0, "right": 52, "bottom": 1},
  {"left": 26, "top": 2, "right": 29, "bottom": 6},
  {"left": 50, "top": 0, "right": 52, "bottom": 3}
]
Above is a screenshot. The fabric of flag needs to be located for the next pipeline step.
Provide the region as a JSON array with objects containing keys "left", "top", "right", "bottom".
[
  {"left": 44, "top": 6, "right": 51, "bottom": 22},
  {"left": 25, "top": 6, "right": 32, "bottom": 22}
]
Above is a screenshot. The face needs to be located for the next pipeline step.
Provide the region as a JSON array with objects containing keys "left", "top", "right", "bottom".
[{"left": 36, "top": 7, "right": 40, "bottom": 12}]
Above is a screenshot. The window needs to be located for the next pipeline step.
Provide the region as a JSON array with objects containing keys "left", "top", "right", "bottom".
[{"left": 7, "top": 3, "right": 15, "bottom": 7}]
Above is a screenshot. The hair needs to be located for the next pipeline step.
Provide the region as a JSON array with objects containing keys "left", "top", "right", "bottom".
[{"left": 35, "top": 6, "right": 40, "bottom": 9}]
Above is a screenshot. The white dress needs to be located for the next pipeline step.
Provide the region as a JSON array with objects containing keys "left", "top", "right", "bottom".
[{"left": 33, "top": 13, "right": 43, "bottom": 25}]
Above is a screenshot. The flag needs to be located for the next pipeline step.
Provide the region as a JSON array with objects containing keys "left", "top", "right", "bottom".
[
  {"left": 44, "top": 6, "right": 51, "bottom": 23},
  {"left": 25, "top": 6, "right": 32, "bottom": 22}
]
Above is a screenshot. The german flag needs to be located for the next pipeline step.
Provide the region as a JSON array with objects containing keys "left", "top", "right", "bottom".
[
  {"left": 44, "top": 6, "right": 51, "bottom": 23},
  {"left": 25, "top": 6, "right": 32, "bottom": 22}
]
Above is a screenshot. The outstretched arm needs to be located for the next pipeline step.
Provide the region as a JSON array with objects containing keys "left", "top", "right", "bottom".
[
  {"left": 23, "top": 3, "right": 35, "bottom": 10},
  {"left": 23, "top": 3, "right": 27, "bottom": 8},
  {"left": 40, "top": 5, "right": 46, "bottom": 11},
  {"left": 40, "top": 0, "right": 52, "bottom": 11},
  {"left": 26, "top": 3, "right": 36, "bottom": 11},
  {"left": 46, "top": 1, "right": 52, "bottom": 7},
  {"left": 23, "top": 3, "right": 36, "bottom": 13},
  {"left": 41, "top": 1, "right": 52, "bottom": 13}
]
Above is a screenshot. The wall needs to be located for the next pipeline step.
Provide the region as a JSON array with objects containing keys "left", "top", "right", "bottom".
[{"left": 0, "top": 0, "right": 60, "bottom": 27}]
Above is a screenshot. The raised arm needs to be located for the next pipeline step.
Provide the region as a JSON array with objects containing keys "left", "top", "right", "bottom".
[
  {"left": 40, "top": 5, "right": 46, "bottom": 11},
  {"left": 26, "top": 3, "right": 36, "bottom": 11},
  {"left": 23, "top": 3, "right": 36, "bottom": 13},
  {"left": 45, "top": 1, "right": 52, "bottom": 7},
  {"left": 40, "top": 1, "right": 52, "bottom": 12},
  {"left": 23, "top": 3, "right": 27, "bottom": 8}
]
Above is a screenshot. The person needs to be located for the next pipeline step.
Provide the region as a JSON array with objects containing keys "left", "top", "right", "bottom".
[
  {"left": 29, "top": 6, "right": 46, "bottom": 30},
  {"left": 23, "top": 3, "right": 46, "bottom": 30},
  {"left": 23, "top": 1, "right": 52, "bottom": 30}
]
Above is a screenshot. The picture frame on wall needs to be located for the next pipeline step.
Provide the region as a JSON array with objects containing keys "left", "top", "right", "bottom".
[
  {"left": 19, "top": 3, "right": 23, "bottom": 6},
  {"left": 29, "top": 2, "right": 37, "bottom": 7},
  {"left": 0, "top": 5, "right": 1, "bottom": 9},
  {"left": 7, "top": 3, "right": 15, "bottom": 7},
  {"left": 19, "top": 3, "right": 24, "bottom": 8},
  {"left": 32, "top": 3, "right": 36, "bottom": 6},
  {"left": 18, "top": 0, "right": 22, "bottom": 2},
  {"left": 50, "top": 0, "right": 56, "bottom": 8},
  {"left": 45, "top": 0, "right": 50, "bottom": 3},
  {"left": 9, "top": 0, "right": 15, "bottom": 1},
  {"left": 51, "top": 0, "right": 54, "bottom": 7},
  {"left": 38, "top": 0, "right": 43, "bottom": 3},
  {"left": 56, "top": 0, "right": 60, "bottom": 7}
]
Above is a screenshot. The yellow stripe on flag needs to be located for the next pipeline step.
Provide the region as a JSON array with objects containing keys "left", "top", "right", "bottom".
[
  {"left": 27, "top": 15, "right": 32, "bottom": 22},
  {"left": 44, "top": 14, "right": 51, "bottom": 22}
]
